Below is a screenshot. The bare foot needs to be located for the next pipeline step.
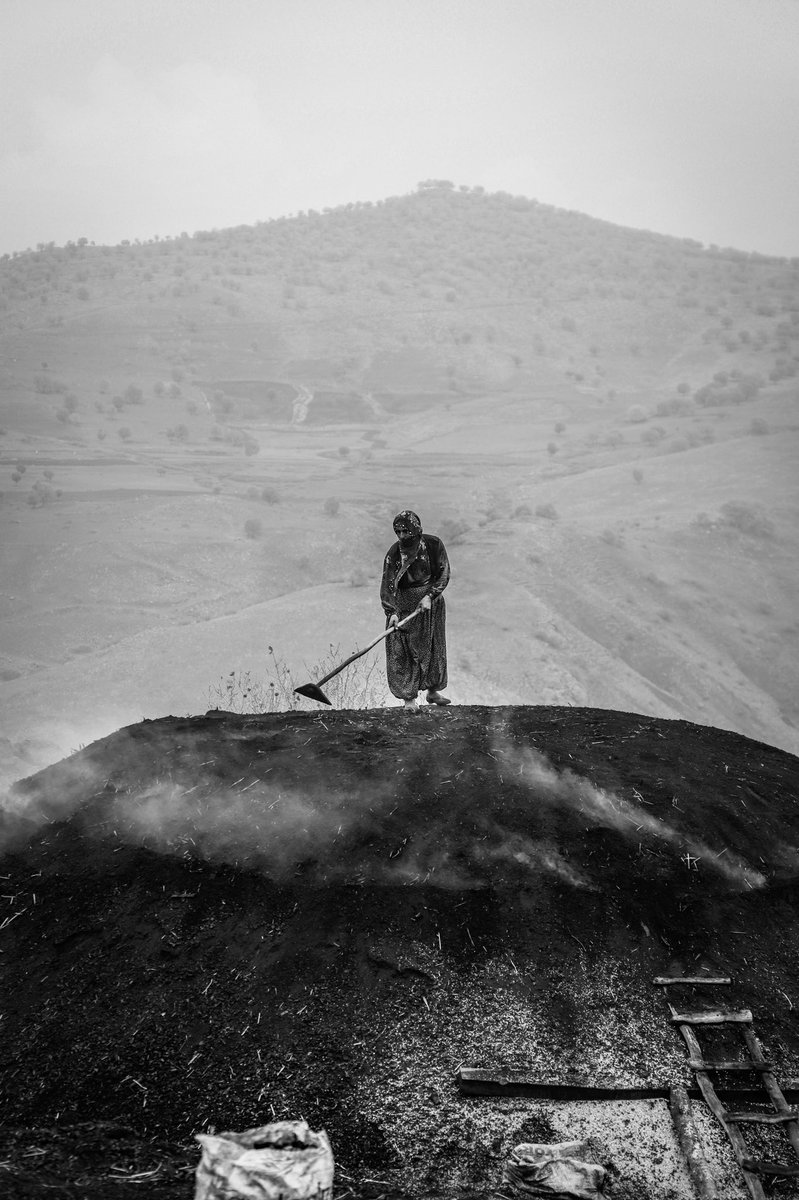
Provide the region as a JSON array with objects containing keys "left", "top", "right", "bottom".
[{"left": 403, "top": 699, "right": 420, "bottom": 712}]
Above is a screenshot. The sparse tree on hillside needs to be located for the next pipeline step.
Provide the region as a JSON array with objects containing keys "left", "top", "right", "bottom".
[
  {"left": 118, "top": 427, "right": 132, "bottom": 441},
  {"left": 324, "top": 496, "right": 340, "bottom": 517},
  {"left": 718, "top": 501, "right": 774, "bottom": 539},
  {"left": 244, "top": 518, "right": 263, "bottom": 539}
]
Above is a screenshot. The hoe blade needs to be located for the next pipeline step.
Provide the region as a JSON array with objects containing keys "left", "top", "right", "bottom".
[{"left": 294, "top": 683, "right": 332, "bottom": 706}]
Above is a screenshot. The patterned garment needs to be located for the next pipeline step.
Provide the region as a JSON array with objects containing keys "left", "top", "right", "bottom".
[
  {"left": 380, "top": 530, "right": 450, "bottom": 701},
  {"left": 385, "top": 583, "right": 448, "bottom": 700}
]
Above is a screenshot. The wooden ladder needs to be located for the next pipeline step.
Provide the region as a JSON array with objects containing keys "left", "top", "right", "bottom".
[{"left": 656, "top": 976, "right": 799, "bottom": 1197}]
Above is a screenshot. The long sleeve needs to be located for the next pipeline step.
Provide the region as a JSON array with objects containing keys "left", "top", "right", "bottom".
[
  {"left": 380, "top": 547, "right": 398, "bottom": 616},
  {"left": 427, "top": 536, "right": 450, "bottom": 600}
]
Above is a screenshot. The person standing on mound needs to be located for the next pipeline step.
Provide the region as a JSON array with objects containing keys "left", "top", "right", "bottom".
[{"left": 380, "top": 510, "right": 451, "bottom": 712}]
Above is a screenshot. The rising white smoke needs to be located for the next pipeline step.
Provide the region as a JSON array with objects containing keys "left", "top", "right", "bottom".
[{"left": 496, "top": 736, "right": 766, "bottom": 891}]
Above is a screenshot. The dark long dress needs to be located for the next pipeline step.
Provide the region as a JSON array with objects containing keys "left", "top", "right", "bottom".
[{"left": 380, "top": 534, "right": 450, "bottom": 701}]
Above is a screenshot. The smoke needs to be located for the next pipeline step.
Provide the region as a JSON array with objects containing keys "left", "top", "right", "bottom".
[
  {"left": 498, "top": 737, "right": 766, "bottom": 891},
  {"left": 1, "top": 718, "right": 769, "bottom": 894}
]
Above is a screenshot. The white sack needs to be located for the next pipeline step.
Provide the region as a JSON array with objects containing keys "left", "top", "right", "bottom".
[
  {"left": 194, "top": 1120, "right": 334, "bottom": 1200},
  {"left": 503, "top": 1139, "right": 605, "bottom": 1199}
]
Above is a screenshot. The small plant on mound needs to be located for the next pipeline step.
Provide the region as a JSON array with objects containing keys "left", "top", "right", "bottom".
[
  {"left": 535, "top": 502, "right": 558, "bottom": 521},
  {"left": 207, "top": 644, "right": 387, "bottom": 713}
]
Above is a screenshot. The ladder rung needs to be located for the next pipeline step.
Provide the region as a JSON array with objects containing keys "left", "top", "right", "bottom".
[
  {"left": 689, "top": 1058, "right": 773, "bottom": 1072},
  {"left": 725, "top": 1110, "right": 799, "bottom": 1125},
  {"left": 671, "top": 1009, "right": 752, "bottom": 1025},
  {"left": 742, "top": 1158, "right": 799, "bottom": 1179},
  {"left": 653, "top": 976, "right": 731, "bottom": 986}
]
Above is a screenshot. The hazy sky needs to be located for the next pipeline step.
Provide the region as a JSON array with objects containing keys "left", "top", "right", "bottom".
[{"left": 2, "top": 0, "right": 798, "bottom": 257}]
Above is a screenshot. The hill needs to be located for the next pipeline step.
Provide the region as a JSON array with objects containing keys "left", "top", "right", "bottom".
[
  {"left": 1, "top": 705, "right": 799, "bottom": 1197},
  {"left": 0, "top": 184, "right": 798, "bottom": 785}
]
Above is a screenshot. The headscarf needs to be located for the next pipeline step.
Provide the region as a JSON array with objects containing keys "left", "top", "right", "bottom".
[{"left": 392, "top": 510, "right": 422, "bottom": 539}]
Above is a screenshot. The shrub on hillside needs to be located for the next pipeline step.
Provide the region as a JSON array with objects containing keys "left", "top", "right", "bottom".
[
  {"left": 244, "top": 518, "right": 263, "bottom": 539},
  {"left": 600, "top": 528, "right": 624, "bottom": 547},
  {"left": 27, "top": 481, "right": 60, "bottom": 507},
  {"left": 34, "top": 375, "right": 67, "bottom": 395},
  {"left": 718, "top": 502, "right": 775, "bottom": 539},
  {"left": 655, "top": 398, "right": 692, "bottom": 418},
  {"left": 694, "top": 373, "right": 761, "bottom": 407},
  {"left": 626, "top": 404, "right": 648, "bottom": 423},
  {"left": 749, "top": 418, "right": 769, "bottom": 436},
  {"left": 438, "top": 518, "right": 470, "bottom": 545},
  {"left": 261, "top": 486, "right": 280, "bottom": 504},
  {"left": 535, "top": 502, "right": 558, "bottom": 521},
  {"left": 324, "top": 497, "right": 340, "bottom": 517},
  {"left": 632, "top": 468, "right": 644, "bottom": 484}
]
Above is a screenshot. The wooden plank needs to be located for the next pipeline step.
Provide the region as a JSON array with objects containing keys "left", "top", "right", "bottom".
[
  {"left": 676, "top": 1024, "right": 766, "bottom": 1200},
  {"left": 455, "top": 1069, "right": 665, "bottom": 1100},
  {"left": 654, "top": 976, "right": 731, "bottom": 986},
  {"left": 688, "top": 1059, "right": 773, "bottom": 1072},
  {"left": 670, "top": 1008, "right": 752, "bottom": 1025},
  {"left": 669, "top": 1085, "right": 718, "bottom": 1199},
  {"left": 725, "top": 1111, "right": 799, "bottom": 1125},
  {"left": 457, "top": 1068, "right": 799, "bottom": 1105},
  {"left": 742, "top": 1159, "right": 799, "bottom": 1179}
]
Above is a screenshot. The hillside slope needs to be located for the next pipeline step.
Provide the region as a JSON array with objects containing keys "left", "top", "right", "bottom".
[{"left": 1, "top": 185, "right": 798, "bottom": 784}]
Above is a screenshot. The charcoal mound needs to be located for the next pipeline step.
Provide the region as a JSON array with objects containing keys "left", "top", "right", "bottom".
[{"left": 2, "top": 705, "right": 798, "bottom": 1198}]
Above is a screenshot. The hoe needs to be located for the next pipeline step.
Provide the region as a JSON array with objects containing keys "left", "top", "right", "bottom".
[{"left": 294, "top": 607, "right": 421, "bottom": 706}]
